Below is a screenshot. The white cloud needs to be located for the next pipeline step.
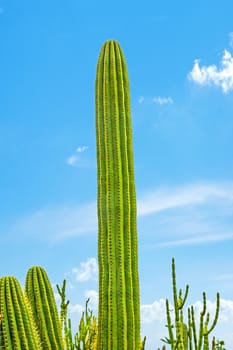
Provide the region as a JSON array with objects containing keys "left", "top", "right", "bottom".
[
  {"left": 141, "top": 299, "right": 167, "bottom": 324},
  {"left": 66, "top": 145, "right": 89, "bottom": 166},
  {"left": 72, "top": 258, "right": 98, "bottom": 282},
  {"left": 138, "top": 96, "right": 173, "bottom": 105},
  {"left": 68, "top": 303, "right": 84, "bottom": 314},
  {"left": 153, "top": 96, "right": 173, "bottom": 105},
  {"left": 188, "top": 50, "right": 233, "bottom": 93},
  {"left": 76, "top": 146, "right": 89, "bottom": 153},
  {"left": 66, "top": 155, "right": 79, "bottom": 166}
]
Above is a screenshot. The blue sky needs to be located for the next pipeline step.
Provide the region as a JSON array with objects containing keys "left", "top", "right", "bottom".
[{"left": 1, "top": 0, "right": 233, "bottom": 348}]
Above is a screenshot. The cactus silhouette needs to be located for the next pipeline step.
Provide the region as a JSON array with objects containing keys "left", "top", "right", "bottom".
[
  {"left": 96, "top": 40, "right": 140, "bottom": 349},
  {"left": 25, "top": 266, "right": 63, "bottom": 350},
  {"left": 0, "top": 276, "right": 42, "bottom": 349}
]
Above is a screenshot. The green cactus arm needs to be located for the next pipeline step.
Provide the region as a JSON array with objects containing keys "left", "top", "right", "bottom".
[
  {"left": 172, "top": 258, "right": 179, "bottom": 325},
  {"left": 177, "top": 285, "right": 189, "bottom": 310},
  {"left": 187, "top": 308, "right": 193, "bottom": 350},
  {"left": 196, "top": 292, "right": 207, "bottom": 350},
  {"left": 165, "top": 298, "right": 174, "bottom": 345},
  {"left": 56, "top": 280, "right": 70, "bottom": 328},
  {"left": 190, "top": 306, "right": 198, "bottom": 350},
  {"left": 204, "top": 292, "right": 220, "bottom": 335}
]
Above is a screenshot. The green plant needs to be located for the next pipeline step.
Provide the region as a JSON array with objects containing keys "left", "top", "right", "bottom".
[
  {"left": 25, "top": 266, "right": 63, "bottom": 349},
  {"left": 57, "top": 280, "right": 97, "bottom": 350},
  {"left": 212, "top": 338, "right": 226, "bottom": 350},
  {"left": 96, "top": 39, "right": 141, "bottom": 349},
  {"left": 159, "top": 258, "right": 220, "bottom": 350},
  {"left": 0, "top": 275, "right": 42, "bottom": 349}
]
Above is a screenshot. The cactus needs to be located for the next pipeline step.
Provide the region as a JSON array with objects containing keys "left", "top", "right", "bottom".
[
  {"left": 95, "top": 40, "right": 140, "bottom": 349},
  {"left": 160, "top": 258, "right": 220, "bottom": 350},
  {"left": 189, "top": 292, "right": 220, "bottom": 350},
  {"left": 57, "top": 280, "right": 98, "bottom": 350},
  {"left": 0, "top": 275, "right": 42, "bottom": 349},
  {"left": 25, "top": 266, "right": 63, "bottom": 350}
]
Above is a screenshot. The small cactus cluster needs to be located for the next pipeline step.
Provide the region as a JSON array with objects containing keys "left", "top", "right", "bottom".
[
  {"left": 0, "top": 266, "right": 63, "bottom": 350},
  {"left": 57, "top": 280, "right": 98, "bottom": 350},
  {"left": 158, "top": 258, "right": 221, "bottom": 350}
]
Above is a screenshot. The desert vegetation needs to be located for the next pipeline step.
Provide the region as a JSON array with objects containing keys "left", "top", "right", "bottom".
[{"left": 0, "top": 40, "right": 226, "bottom": 349}]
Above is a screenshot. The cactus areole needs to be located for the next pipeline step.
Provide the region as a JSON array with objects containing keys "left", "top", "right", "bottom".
[{"left": 96, "top": 40, "right": 140, "bottom": 349}]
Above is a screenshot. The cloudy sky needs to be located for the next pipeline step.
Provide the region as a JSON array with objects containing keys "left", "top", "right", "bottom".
[{"left": 1, "top": 1, "right": 233, "bottom": 348}]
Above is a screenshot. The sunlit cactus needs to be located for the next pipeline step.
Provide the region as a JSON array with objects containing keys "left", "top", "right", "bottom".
[
  {"left": 0, "top": 275, "right": 42, "bottom": 349},
  {"left": 96, "top": 40, "right": 140, "bottom": 349},
  {"left": 25, "top": 266, "right": 63, "bottom": 350},
  {"left": 160, "top": 258, "right": 220, "bottom": 350}
]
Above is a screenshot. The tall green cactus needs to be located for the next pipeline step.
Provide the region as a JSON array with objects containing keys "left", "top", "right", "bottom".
[
  {"left": 96, "top": 40, "right": 140, "bottom": 349},
  {"left": 0, "top": 276, "right": 42, "bottom": 349},
  {"left": 25, "top": 266, "right": 63, "bottom": 350}
]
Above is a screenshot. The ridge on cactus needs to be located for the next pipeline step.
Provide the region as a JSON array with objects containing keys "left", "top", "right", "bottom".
[{"left": 96, "top": 40, "right": 140, "bottom": 349}]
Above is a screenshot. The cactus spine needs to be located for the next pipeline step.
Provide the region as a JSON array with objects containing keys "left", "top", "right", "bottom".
[
  {"left": 96, "top": 40, "right": 140, "bottom": 349},
  {"left": 0, "top": 276, "right": 42, "bottom": 349},
  {"left": 25, "top": 266, "right": 63, "bottom": 350}
]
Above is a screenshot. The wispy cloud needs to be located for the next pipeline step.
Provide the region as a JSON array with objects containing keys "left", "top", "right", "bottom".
[
  {"left": 11, "top": 201, "right": 97, "bottom": 241},
  {"left": 7, "top": 181, "right": 233, "bottom": 246},
  {"left": 66, "top": 155, "right": 79, "bottom": 166},
  {"left": 229, "top": 32, "right": 233, "bottom": 48},
  {"left": 76, "top": 146, "right": 89, "bottom": 153},
  {"left": 72, "top": 258, "right": 98, "bottom": 282},
  {"left": 138, "top": 96, "right": 145, "bottom": 104},
  {"left": 155, "top": 232, "right": 233, "bottom": 247},
  {"left": 214, "top": 273, "right": 233, "bottom": 281},
  {"left": 138, "top": 182, "right": 233, "bottom": 217},
  {"left": 66, "top": 145, "right": 89, "bottom": 167},
  {"left": 153, "top": 96, "right": 173, "bottom": 105},
  {"left": 188, "top": 50, "right": 233, "bottom": 93},
  {"left": 138, "top": 182, "right": 233, "bottom": 247},
  {"left": 138, "top": 96, "right": 173, "bottom": 105}
]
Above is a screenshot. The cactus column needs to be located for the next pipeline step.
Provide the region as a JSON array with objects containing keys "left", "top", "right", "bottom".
[
  {"left": 25, "top": 266, "right": 63, "bottom": 350},
  {"left": 96, "top": 40, "right": 140, "bottom": 350}
]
